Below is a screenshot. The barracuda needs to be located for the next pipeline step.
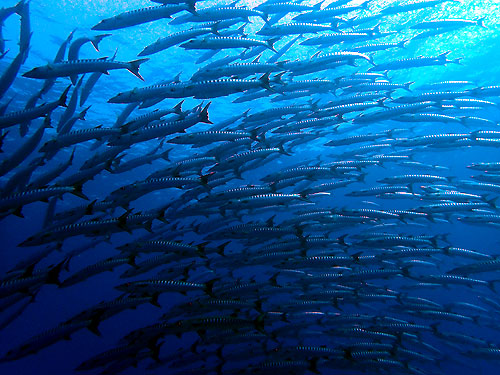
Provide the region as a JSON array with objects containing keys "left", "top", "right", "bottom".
[
  {"left": 139, "top": 27, "right": 214, "bottom": 56},
  {"left": 0, "top": 186, "right": 87, "bottom": 216},
  {"left": 23, "top": 58, "right": 150, "bottom": 83},
  {"left": 192, "top": 60, "right": 286, "bottom": 81},
  {"left": 109, "top": 74, "right": 274, "bottom": 103},
  {"left": 169, "top": 5, "right": 268, "bottom": 24},
  {"left": 348, "top": 42, "right": 398, "bottom": 57},
  {"left": 255, "top": 1, "right": 323, "bottom": 14},
  {"left": 60, "top": 256, "right": 136, "bottom": 288},
  {"left": 92, "top": 4, "right": 192, "bottom": 30},
  {"left": 115, "top": 278, "right": 217, "bottom": 297},
  {"left": 0, "top": 86, "right": 69, "bottom": 129},
  {"left": 411, "top": 17, "right": 487, "bottom": 30},
  {"left": 369, "top": 51, "right": 461, "bottom": 71},
  {"left": 168, "top": 129, "right": 258, "bottom": 146},
  {"left": 293, "top": 2, "right": 369, "bottom": 22},
  {"left": 67, "top": 34, "right": 110, "bottom": 60},
  {"left": 40, "top": 126, "right": 120, "bottom": 156},
  {"left": 381, "top": 0, "right": 459, "bottom": 15},
  {"left": 181, "top": 36, "right": 278, "bottom": 52},
  {"left": 108, "top": 103, "right": 212, "bottom": 146}
]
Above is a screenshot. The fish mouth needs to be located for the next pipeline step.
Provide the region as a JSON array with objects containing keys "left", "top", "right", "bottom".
[
  {"left": 107, "top": 95, "right": 122, "bottom": 103},
  {"left": 22, "top": 70, "right": 36, "bottom": 78},
  {"left": 91, "top": 22, "right": 106, "bottom": 31}
]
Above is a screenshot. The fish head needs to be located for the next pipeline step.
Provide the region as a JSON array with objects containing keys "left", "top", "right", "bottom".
[
  {"left": 108, "top": 89, "right": 136, "bottom": 103},
  {"left": 22, "top": 66, "right": 48, "bottom": 78},
  {"left": 91, "top": 19, "right": 111, "bottom": 30}
]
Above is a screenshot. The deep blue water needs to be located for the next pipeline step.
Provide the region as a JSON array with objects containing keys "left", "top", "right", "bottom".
[{"left": 1, "top": 0, "right": 500, "bottom": 374}]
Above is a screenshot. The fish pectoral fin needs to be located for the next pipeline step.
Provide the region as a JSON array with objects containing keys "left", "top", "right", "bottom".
[{"left": 70, "top": 75, "right": 78, "bottom": 85}]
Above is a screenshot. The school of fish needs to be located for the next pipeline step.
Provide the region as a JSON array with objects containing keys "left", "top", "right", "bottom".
[{"left": 1, "top": 0, "right": 500, "bottom": 374}]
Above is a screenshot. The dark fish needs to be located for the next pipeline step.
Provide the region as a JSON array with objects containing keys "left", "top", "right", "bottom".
[
  {"left": 92, "top": 4, "right": 193, "bottom": 30},
  {"left": 23, "top": 57, "right": 149, "bottom": 84},
  {"left": 0, "top": 86, "right": 69, "bottom": 129}
]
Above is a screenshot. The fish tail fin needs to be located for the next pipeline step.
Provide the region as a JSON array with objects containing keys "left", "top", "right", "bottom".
[
  {"left": 309, "top": 358, "right": 320, "bottom": 374},
  {"left": 260, "top": 12, "right": 269, "bottom": 24},
  {"left": 216, "top": 241, "right": 230, "bottom": 256},
  {"left": 254, "top": 299, "right": 264, "bottom": 314},
  {"left": 314, "top": 0, "right": 325, "bottom": 9},
  {"left": 268, "top": 181, "right": 277, "bottom": 193},
  {"left": 430, "top": 323, "right": 440, "bottom": 335},
  {"left": 91, "top": 34, "right": 111, "bottom": 51},
  {"left": 173, "top": 99, "right": 184, "bottom": 114},
  {"left": 298, "top": 192, "right": 311, "bottom": 202},
  {"left": 199, "top": 171, "right": 214, "bottom": 187},
  {"left": 46, "top": 259, "right": 67, "bottom": 286},
  {"left": 259, "top": 72, "right": 274, "bottom": 91},
  {"left": 254, "top": 314, "right": 266, "bottom": 333},
  {"left": 186, "top": 1, "right": 196, "bottom": 14},
  {"left": 199, "top": 102, "right": 212, "bottom": 124},
  {"left": 235, "top": 23, "right": 247, "bottom": 36},
  {"left": 355, "top": 172, "right": 366, "bottom": 183},
  {"left": 338, "top": 234, "right": 348, "bottom": 247},
  {"left": 404, "top": 81, "right": 414, "bottom": 92},
  {"left": 127, "top": 254, "right": 137, "bottom": 267},
  {"left": 268, "top": 272, "right": 280, "bottom": 287},
  {"left": 277, "top": 142, "right": 291, "bottom": 156},
  {"left": 438, "top": 50, "right": 451, "bottom": 60},
  {"left": 161, "top": 148, "right": 171, "bottom": 161},
  {"left": 87, "top": 318, "right": 102, "bottom": 337},
  {"left": 328, "top": 20, "right": 341, "bottom": 32},
  {"left": 41, "top": 114, "right": 52, "bottom": 130},
  {"left": 71, "top": 184, "right": 88, "bottom": 200},
  {"left": 452, "top": 57, "right": 462, "bottom": 65},
  {"left": 150, "top": 293, "right": 161, "bottom": 308},
  {"left": 266, "top": 37, "right": 278, "bottom": 53},
  {"left": 477, "top": 17, "right": 487, "bottom": 28},
  {"left": 59, "top": 85, "right": 71, "bottom": 107},
  {"left": 251, "top": 53, "right": 262, "bottom": 64},
  {"left": 398, "top": 40, "right": 408, "bottom": 49},
  {"left": 360, "top": 0, "right": 370, "bottom": 10},
  {"left": 79, "top": 105, "right": 91, "bottom": 120},
  {"left": 487, "top": 196, "right": 497, "bottom": 209},
  {"left": 85, "top": 200, "right": 97, "bottom": 215},
  {"left": 210, "top": 21, "right": 221, "bottom": 35},
  {"left": 249, "top": 128, "right": 261, "bottom": 142},
  {"left": 14, "top": 0, "right": 25, "bottom": 14},
  {"left": 488, "top": 280, "right": 497, "bottom": 293},
  {"left": 204, "top": 278, "right": 218, "bottom": 298},
  {"left": 127, "top": 58, "right": 149, "bottom": 81},
  {"left": 271, "top": 71, "right": 286, "bottom": 85}
]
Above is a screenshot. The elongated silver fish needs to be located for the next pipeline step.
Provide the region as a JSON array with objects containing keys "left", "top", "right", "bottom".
[{"left": 23, "top": 58, "right": 149, "bottom": 83}]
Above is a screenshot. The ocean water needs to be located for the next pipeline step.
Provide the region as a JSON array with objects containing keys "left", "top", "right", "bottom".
[{"left": 1, "top": 0, "right": 500, "bottom": 374}]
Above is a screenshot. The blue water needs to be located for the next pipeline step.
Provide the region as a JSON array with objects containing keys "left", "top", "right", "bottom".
[{"left": 1, "top": 0, "right": 500, "bottom": 374}]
